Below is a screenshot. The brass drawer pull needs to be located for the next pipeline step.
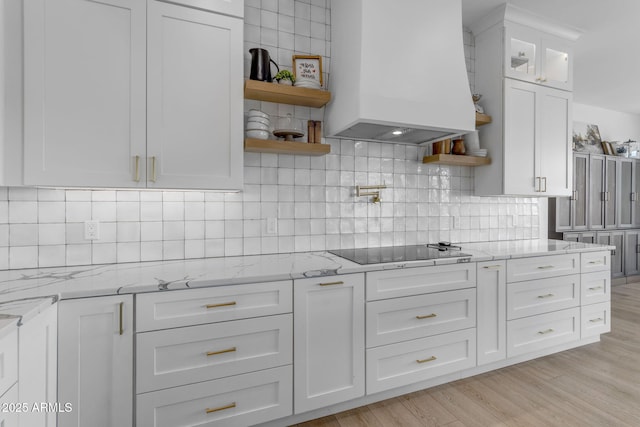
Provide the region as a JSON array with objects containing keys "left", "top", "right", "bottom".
[
  {"left": 537, "top": 265, "right": 555, "bottom": 270},
  {"left": 319, "top": 281, "right": 344, "bottom": 287},
  {"left": 588, "top": 260, "right": 602, "bottom": 265},
  {"left": 416, "top": 313, "right": 437, "bottom": 320},
  {"left": 134, "top": 155, "right": 140, "bottom": 182},
  {"left": 537, "top": 328, "right": 554, "bottom": 335},
  {"left": 589, "top": 318, "right": 604, "bottom": 323},
  {"left": 119, "top": 302, "right": 124, "bottom": 336},
  {"left": 205, "top": 402, "right": 236, "bottom": 414},
  {"left": 482, "top": 265, "right": 502, "bottom": 269},
  {"left": 588, "top": 286, "right": 603, "bottom": 291},
  {"left": 205, "top": 301, "right": 237, "bottom": 309},
  {"left": 537, "top": 293, "right": 555, "bottom": 299},
  {"left": 206, "top": 347, "right": 237, "bottom": 357},
  {"left": 416, "top": 356, "right": 437, "bottom": 364}
]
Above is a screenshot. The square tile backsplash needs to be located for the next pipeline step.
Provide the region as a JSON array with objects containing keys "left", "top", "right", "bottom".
[{"left": 0, "top": 1, "right": 539, "bottom": 270}]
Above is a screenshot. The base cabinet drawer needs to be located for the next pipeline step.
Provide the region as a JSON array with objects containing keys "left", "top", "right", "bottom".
[
  {"left": 136, "top": 314, "right": 292, "bottom": 393},
  {"left": 506, "top": 274, "right": 580, "bottom": 320},
  {"left": 507, "top": 308, "right": 580, "bottom": 357},
  {"left": 507, "top": 254, "right": 579, "bottom": 283},
  {"left": 366, "top": 329, "right": 476, "bottom": 394},
  {"left": 366, "top": 263, "right": 476, "bottom": 301},
  {"left": 581, "top": 302, "right": 611, "bottom": 338},
  {"left": 366, "top": 288, "right": 476, "bottom": 347},
  {"left": 581, "top": 251, "right": 611, "bottom": 273},
  {"left": 136, "top": 281, "right": 292, "bottom": 331},
  {"left": 581, "top": 271, "right": 611, "bottom": 306},
  {"left": 0, "top": 384, "right": 18, "bottom": 427},
  {"left": 136, "top": 365, "right": 292, "bottom": 427}
]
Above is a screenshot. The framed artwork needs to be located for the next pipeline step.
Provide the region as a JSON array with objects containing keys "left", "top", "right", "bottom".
[
  {"left": 573, "top": 122, "right": 603, "bottom": 154},
  {"left": 292, "top": 55, "right": 323, "bottom": 86}
]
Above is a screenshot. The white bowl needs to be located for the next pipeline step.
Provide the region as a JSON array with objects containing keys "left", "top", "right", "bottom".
[
  {"left": 248, "top": 109, "right": 269, "bottom": 119},
  {"left": 246, "top": 121, "right": 270, "bottom": 131},
  {"left": 246, "top": 129, "right": 270, "bottom": 139},
  {"left": 247, "top": 116, "right": 270, "bottom": 126}
]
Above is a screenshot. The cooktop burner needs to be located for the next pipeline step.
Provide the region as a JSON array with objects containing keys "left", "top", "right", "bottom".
[{"left": 328, "top": 244, "right": 471, "bottom": 265}]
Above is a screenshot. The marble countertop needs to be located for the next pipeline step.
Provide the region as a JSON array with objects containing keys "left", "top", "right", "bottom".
[{"left": 0, "top": 239, "right": 613, "bottom": 336}]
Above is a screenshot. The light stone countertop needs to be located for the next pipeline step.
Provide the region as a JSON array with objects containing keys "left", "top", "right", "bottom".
[{"left": 0, "top": 239, "right": 614, "bottom": 337}]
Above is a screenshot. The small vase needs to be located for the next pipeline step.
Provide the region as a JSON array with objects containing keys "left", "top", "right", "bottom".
[{"left": 452, "top": 139, "right": 466, "bottom": 155}]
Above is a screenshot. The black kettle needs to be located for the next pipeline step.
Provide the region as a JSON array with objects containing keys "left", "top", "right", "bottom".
[{"left": 249, "top": 48, "right": 280, "bottom": 82}]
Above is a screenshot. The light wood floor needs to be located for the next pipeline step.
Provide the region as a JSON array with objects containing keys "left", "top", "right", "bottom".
[{"left": 294, "top": 282, "right": 640, "bottom": 427}]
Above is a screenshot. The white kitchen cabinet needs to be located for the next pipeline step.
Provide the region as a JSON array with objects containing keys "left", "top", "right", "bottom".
[
  {"left": 294, "top": 274, "right": 365, "bottom": 414},
  {"left": 22, "top": 0, "right": 242, "bottom": 190},
  {"left": 0, "top": 385, "right": 19, "bottom": 427},
  {"left": 146, "top": 0, "right": 242, "bottom": 190},
  {"left": 18, "top": 305, "right": 57, "bottom": 427},
  {"left": 58, "top": 295, "right": 133, "bottom": 427},
  {"left": 504, "top": 21, "right": 573, "bottom": 91},
  {"left": 0, "top": 329, "right": 17, "bottom": 399},
  {"left": 476, "top": 261, "right": 506, "bottom": 366},
  {"left": 507, "top": 307, "right": 580, "bottom": 358},
  {"left": 23, "top": 0, "right": 147, "bottom": 188}
]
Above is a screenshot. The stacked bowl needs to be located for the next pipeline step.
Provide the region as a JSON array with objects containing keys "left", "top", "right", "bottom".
[{"left": 246, "top": 109, "right": 271, "bottom": 139}]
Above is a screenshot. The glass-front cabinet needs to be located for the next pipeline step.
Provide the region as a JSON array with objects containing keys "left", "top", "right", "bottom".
[{"left": 505, "top": 22, "right": 573, "bottom": 91}]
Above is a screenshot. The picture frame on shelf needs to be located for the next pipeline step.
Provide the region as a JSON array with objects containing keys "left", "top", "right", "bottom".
[
  {"left": 292, "top": 55, "right": 323, "bottom": 87},
  {"left": 574, "top": 122, "right": 603, "bottom": 154}
]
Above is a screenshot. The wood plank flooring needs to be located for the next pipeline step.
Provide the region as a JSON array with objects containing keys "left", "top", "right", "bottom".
[{"left": 294, "top": 282, "right": 640, "bottom": 427}]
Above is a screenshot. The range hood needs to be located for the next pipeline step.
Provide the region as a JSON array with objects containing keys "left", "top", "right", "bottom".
[{"left": 325, "top": 0, "right": 475, "bottom": 144}]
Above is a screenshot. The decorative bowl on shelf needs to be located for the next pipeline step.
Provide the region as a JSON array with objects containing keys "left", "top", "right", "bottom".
[{"left": 273, "top": 114, "right": 304, "bottom": 141}]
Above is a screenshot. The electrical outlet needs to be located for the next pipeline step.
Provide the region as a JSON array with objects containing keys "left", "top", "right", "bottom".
[
  {"left": 84, "top": 220, "right": 100, "bottom": 240},
  {"left": 265, "top": 217, "right": 278, "bottom": 235}
]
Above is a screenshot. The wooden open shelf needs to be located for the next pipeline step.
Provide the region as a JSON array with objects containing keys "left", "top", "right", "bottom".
[
  {"left": 422, "top": 154, "right": 491, "bottom": 166},
  {"left": 475, "top": 112, "right": 492, "bottom": 126},
  {"left": 244, "top": 138, "right": 331, "bottom": 156},
  {"left": 244, "top": 79, "right": 331, "bottom": 108}
]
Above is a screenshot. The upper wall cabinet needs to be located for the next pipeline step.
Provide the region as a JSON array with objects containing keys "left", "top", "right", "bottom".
[
  {"left": 21, "top": 0, "right": 243, "bottom": 190},
  {"left": 505, "top": 22, "right": 573, "bottom": 91}
]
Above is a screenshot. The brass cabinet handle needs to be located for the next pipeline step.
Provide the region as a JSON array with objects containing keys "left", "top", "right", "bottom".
[
  {"left": 482, "top": 265, "right": 502, "bottom": 269},
  {"left": 416, "top": 313, "right": 437, "bottom": 320},
  {"left": 318, "top": 281, "right": 344, "bottom": 287},
  {"left": 537, "top": 265, "right": 554, "bottom": 270},
  {"left": 589, "top": 318, "right": 604, "bottom": 323},
  {"left": 537, "top": 293, "right": 554, "bottom": 299},
  {"left": 538, "top": 328, "right": 554, "bottom": 335},
  {"left": 535, "top": 177, "right": 541, "bottom": 192},
  {"left": 206, "top": 347, "right": 237, "bottom": 357},
  {"left": 632, "top": 193, "right": 636, "bottom": 202},
  {"left": 134, "top": 156, "right": 140, "bottom": 182},
  {"left": 416, "top": 356, "right": 437, "bottom": 364},
  {"left": 119, "top": 302, "right": 124, "bottom": 336},
  {"left": 205, "top": 301, "right": 237, "bottom": 309},
  {"left": 588, "top": 286, "right": 603, "bottom": 291},
  {"left": 542, "top": 177, "right": 547, "bottom": 192},
  {"left": 587, "top": 260, "right": 602, "bottom": 264},
  {"left": 205, "top": 402, "right": 236, "bottom": 414},
  {"left": 150, "top": 156, "right": 157, "bottom": 183}
]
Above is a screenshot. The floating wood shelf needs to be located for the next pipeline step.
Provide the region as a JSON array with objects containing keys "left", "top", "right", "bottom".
[
  {"left": 244, "top": 79, "right": 331, "bottom": 108},
  {"left": 422, "top": 154, "right": 491, "bottom": 166},
  {"left": 475, "top": 113, "right": 492, "bottom": 126},
  {"left": 244, "top": 138, "right": 331, "bottom": 156}
]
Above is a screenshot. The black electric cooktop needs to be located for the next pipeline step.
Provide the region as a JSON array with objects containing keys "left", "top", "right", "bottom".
[{"left": 328, "top": 243, "right": 471, "bottom": 265}]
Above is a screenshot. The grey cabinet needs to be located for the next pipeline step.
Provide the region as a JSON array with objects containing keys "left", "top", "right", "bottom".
[
  {"left": 588, "top": 155, "right": 605, "bottom": 229},
  {"left": 618, "top": 158, "right": 635, "bottom": 228},
  {"left": 624, "top": 230, "right": 640, "bottom": 277},
  {"left": 596, "top": 231, "right": 624, "bottom": 279},
  {"left": 554, "top": 153, "right": 589, "bottom": 231},
  {"left": 563, "top": 231, "right": 596, "bottom": 244}
]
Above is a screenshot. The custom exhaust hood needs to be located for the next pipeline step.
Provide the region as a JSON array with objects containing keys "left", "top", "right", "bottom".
[{"left": 325, "top": 0, "right": 475, "bottom": 144}]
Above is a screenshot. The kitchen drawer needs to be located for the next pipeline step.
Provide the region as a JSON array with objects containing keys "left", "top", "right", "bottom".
[
  {"left": 136, "top": 280, "right": 292, "bottom": 331},
  {"left": 506, "top": 274, "right": 580, "bottom": 320},
  {"left": 0, "top": 329, "right": 17, "bottom": 397},
  {"left": 581, "top": 251, "right": 611, "bottom": 273},
  {"left": 136, "top": 365, "right": 292, "bottom": 427},
  {"left": 506, "top": 254, "right": 579, "bottom": 283},
  {"left": 507, "top": 307, "right": 580, "bottom": 358},
  {"left": 159, "top": 0, "right": 244, "bottom": 18},
  {"left": 366, "top": 263, "right": 476, "bottom": 301},
  {"left": 581, "top": 302, "right": 611, "bottom": 338},
  {"left": 366, "top": 288, "right": 476, "bottom": 348},
  {"left": 366, "top": 328, "right": 476, "bottom": 394},
  {"left": 137, "top": 314, "right": 292, "bottom": 393},
  {"left": 0, "top": 383, "right": 18, "bottom": 427},
  {"left": 581, "top": 270, "right": 611, "bottom": 306}
]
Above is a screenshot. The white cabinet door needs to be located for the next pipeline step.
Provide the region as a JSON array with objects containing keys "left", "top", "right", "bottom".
[
  {"left": 476, "top": 261, "right": 506, "bottom": 366},
  {"left": 18, "top": 305, "right": 57, "bottom": 427},
  {"left": 540, "top": 35, "right": 573, "bottom": 91},
  {"left": 0, "top": 385, "right": 19, "bottom": 427},
  {"left": 146, "top": 1, "right": 243, "bottom": 190},
  {"left": 294, "top": 274, "right": 365, "bottom": 414},
  {"left": 58, "top": 295, "right": 133, "bottom": 427},
  {"left": 538, "top": 86, "right": 572, "bottom": 196},
  {"left": 23, "top": 0, "right": 147, "bottom": 188}
]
